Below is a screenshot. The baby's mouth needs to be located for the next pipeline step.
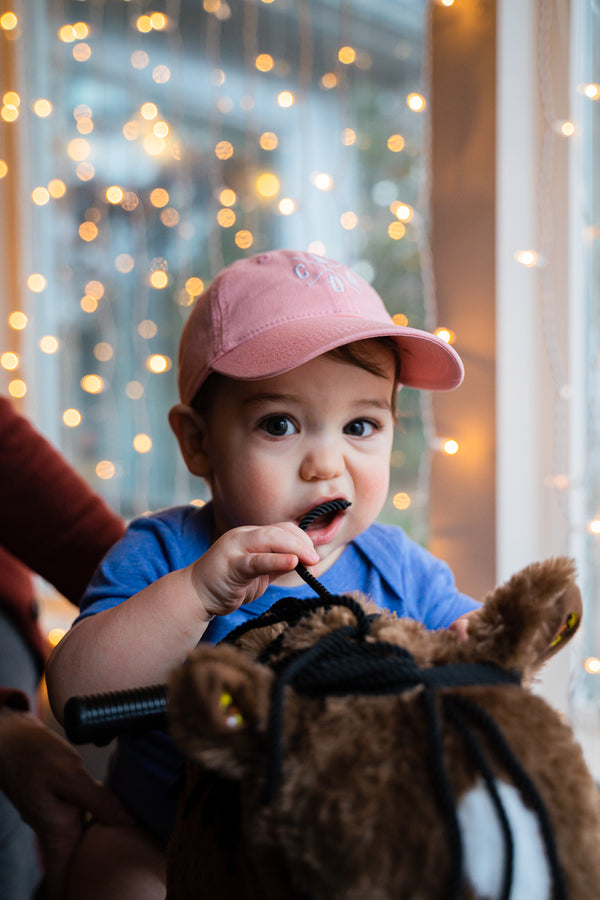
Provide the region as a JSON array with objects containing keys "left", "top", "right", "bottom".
[{"left": 298, "top": 499, "right": 351, "bottom": 533}]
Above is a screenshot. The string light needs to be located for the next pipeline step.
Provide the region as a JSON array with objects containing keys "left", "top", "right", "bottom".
[
  {"left": 340, "top": 211, "right": 358, "bottom": 230},
  {"left": 278, "top": 198, "right": 295, "bottom": 215},
  {"left": 215, "top": 140, "right": 234, "bottom": 159},
  {"left": 27, "top": 273, "right": 47, "bottom": 292},
  {"left": 338, "top": 46, "right": 356, "bottom": 65},
  {"left": 219, "top": 188, "right": 236, "bottom": 206},
  {"left": 133, "top": 433, "right": 153, "bottom": 453},
  {"left": 434, "top": 327, "right": 456, "bottom": 344},
  {"left": 255, "top": 53, "right": 274, "bottom": 72},
  {"left": 96, "top": 460, "right": 115, "bottom": 480},
  {"left": 442, "top": 439, "right": 459, "bottom": 456},
  {"left": 392, "top": 492, "right": 411, "bottom": 511},
  {"left": 312, "top": 172, "right": 333, "bottom": 191},
  {"left": 33, "top": 98, "right": 52, "bottom": 117},
  {"left": 259, "top": 132, "right": 278, "bottom": 150},
  {"left": 48, "top": 179, "right": 66, "bottom": 198},
  {"left": 235, "top": 230, "right": 254, "bottom": 249},
  {"left": 62, "top": 408, "right": 82, "bottom": 427},
  {"left": 81, "top": 374, "right": 104, "bottom": 393},
  {"left": 185, "top": 277, "right": 204, "bottom": 297},
  {"left": 0, "top": 12, "right": 18, "bottom": 30},
  {"left": 125, "top": 381, "right": 144, "bottom": 400},
  {"left": 8, "top": 311, "right": 27, "bottom": 330},
  {"left": 515, "top": 249, "right": 538, "bottom": 267},
  {"left": 581, "top": 83, "right": 600, "bottom": 100},
  {"left": 387, "top": 221, "right": 406, "bottom": 240},
  {"left": 147, "top": 354, "right": 171, "bottom": 373},
  {"left": 8, "top": 380, "right": 26, "bottom": 398},
  {"left": 217, "top": 208, "right": 236, "bottom": 227},
  {"left": 1, "top": 352, "right": 19, "bottom": 370},
  {"left": 40, "top": 335, "right": 59, "bottom": 354},
  {"left": 406, "top": 92, "right": 426, "bottom": 112},
  {"left": 392, "top": 202, "right": 414, "bottom": 222},
  {"left": 255, "top": 173, "right": 280, "bottom": 198}
]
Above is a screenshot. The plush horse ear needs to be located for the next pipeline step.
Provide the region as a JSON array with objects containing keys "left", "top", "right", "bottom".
[
  {"left": 467, "top": 556, "right": 582, "bottom": 680},
  {"left": 167, "top": 644, "right": 274, "bottom": 778}
]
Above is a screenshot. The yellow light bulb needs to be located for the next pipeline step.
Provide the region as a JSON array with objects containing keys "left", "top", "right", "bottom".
[
  {"left": 106, "top": 185, "right": 124, "bottom": 204},
  {"left": 435, "top": 327, "right": 456, "bottom": 345},
  {"left": 215, "top": 141, "right": 234, "bottom": 160},
  {"left": 0, "top": 12, "right": 18, "bottom": 30},
  {"left": 133, "top": 433, "right": 153, "bottom": 453},
  {"left": 8, "top": 380, "right": 26, "bottom": 398},
  {"left": 338, "top": 46, "right": 356, "bottom": 65},
  {"left": 406, "top": 92, "right": 426, "bottom": 112},
  {"left": 235, "top": 230, "right": 254, "bottom": 249},
  {"left": 27, "top": 273, "right": 47, "bottom": 293},
  {"left": 150, "top": 188, "right": 169, "bottom": 208},
  {"left": 8, "top": 311, "right": 27, "bottom": 330},
  {"left": 62, "top": 408, "right": 82, "bottom": 427},
  {"left": 96, "top": 460, "right": 115, "bottom": 480},
  {"left": 81, "top": 374, "right": 104, "bottom": 394},
  {"left": 185, "top": 277, "right": 204, "bottom": 297},
  {"left": 1, "top": 352, "right": 19, "bottom": 370},
  {"left": 255, "top": 53, "right": 274, "bottom": 72},
  {"left": 147, "top": 354, "right": 171, "bottom": 373},
  {"left": 392, "top": 492, "right": 411, "bottom": 511},
  {"left": 256, "top": 172, "right": 280, "bottom": 198},
  {"left": 443, "top": 439, "right": 459, "bottom": 455},
  {"left": 150, "top": 271, "right": 168, "bottom": 289},
  {"left": 33, "top": 98, "right": 52, "bottom": 117},
  {"left": 279, "top": 198, "right": 296, "bottom": 215},
  {"left": 219, "top": 188, "right": 236, "bottom": 207}
]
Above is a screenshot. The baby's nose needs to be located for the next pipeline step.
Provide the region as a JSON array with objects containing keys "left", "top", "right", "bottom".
[{"left": 299, "top": 444, "right": 345, "bottom": 481}]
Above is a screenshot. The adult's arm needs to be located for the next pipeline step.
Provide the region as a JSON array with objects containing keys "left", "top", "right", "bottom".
[{"left": 0, "top": 397, "right": 125, "bottom": 604}]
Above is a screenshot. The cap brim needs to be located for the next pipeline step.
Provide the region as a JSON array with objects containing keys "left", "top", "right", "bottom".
[{"left": 211, "top": 317, "right": 464, "bottom": 391}]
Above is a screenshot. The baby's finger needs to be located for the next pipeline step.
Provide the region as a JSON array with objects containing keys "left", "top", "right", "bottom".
[
  {"left": 245, "top": 522, "right": 319, "bottom": 566},
  {"left": 246, "top": 551, "right": 302, "bottom": 580}
]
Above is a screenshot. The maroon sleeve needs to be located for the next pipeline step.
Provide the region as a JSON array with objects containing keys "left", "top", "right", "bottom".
[{"left": 0, "top": 396, "right": 125, "bottom": 604}]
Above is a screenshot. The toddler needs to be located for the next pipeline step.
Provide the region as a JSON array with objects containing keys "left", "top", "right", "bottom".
[{"left": 47, "top": 249, "right": 479, "bottom": 898}]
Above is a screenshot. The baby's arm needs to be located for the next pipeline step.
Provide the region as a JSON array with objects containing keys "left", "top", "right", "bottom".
[{"left": 46, "top": 522, "right": 318, "bottom": 722}]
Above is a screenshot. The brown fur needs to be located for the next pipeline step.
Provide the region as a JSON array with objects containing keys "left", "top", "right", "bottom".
[{"left": 165, "top": 557, "right": 600, "bottom": 899}]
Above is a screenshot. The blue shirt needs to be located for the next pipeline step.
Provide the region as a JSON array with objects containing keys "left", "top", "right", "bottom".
[{"left": 77, "top": 503, "right": 478, "bottom": 843}]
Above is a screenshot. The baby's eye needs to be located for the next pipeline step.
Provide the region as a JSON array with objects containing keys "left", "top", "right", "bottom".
[
  {"left": 343, "top": 418, "right": 377, "bottom": 437},
  {"left": 259, "top": 414, "right": 298, "bottom": 437}
]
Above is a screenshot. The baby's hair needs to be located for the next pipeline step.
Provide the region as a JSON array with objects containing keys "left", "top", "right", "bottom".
[{"left": 190, "top": 337, "right": 402, "bottom": 417}]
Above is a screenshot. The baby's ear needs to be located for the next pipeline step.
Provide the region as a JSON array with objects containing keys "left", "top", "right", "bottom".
[
  {"left": 167, "top": 645, "right": 273, "bottom": 779},
  {"left": 168, "top": 404, "right": 211, "bottom": 478}
]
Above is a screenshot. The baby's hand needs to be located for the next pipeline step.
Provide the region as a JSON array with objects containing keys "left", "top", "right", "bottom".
[
  {"left": 189, "top": 522, "right": 320, "bottom": 620},
  {"left": 448, "top": 608, "right": 481, "bottom": 643}
]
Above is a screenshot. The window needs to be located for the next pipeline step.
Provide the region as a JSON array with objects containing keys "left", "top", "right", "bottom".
[{"left": 5, "top": 0, "right": 440, "bottom": 533}]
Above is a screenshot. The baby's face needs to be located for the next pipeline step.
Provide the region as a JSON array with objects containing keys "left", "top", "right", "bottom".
[{"left": 201, "top": 347, "right": 396, "bottom": 581}]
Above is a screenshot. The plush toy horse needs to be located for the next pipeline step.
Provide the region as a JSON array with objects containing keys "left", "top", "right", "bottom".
[{"left": 165, "top": 557, "right": 600, "bottom": 899}]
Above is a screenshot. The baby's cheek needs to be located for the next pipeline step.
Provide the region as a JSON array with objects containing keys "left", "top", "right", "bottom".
[{"left": 357, "top": 466, "right": 390, "bottom": 515}]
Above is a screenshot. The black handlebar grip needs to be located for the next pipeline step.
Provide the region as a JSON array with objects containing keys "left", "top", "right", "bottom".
[{"left": 64, "top": 684, "right": 168, "bottom": 745}]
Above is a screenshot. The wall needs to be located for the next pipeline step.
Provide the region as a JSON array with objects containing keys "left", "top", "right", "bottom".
[{"left": 429, "top": 0, "right": 497, "bottom": 602}]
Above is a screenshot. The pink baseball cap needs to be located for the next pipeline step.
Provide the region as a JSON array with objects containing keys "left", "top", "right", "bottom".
[{"left": 177, "top": 249, "right": 464, "bottom": 404}]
